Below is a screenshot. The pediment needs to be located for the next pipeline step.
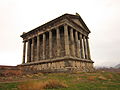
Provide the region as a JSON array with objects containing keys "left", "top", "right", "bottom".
[
  {"left": 71, "top": 18, "right": 85, "bottom": 29},
  {"left": 66, "top": 14, "right": 90, "bottom": 32}
]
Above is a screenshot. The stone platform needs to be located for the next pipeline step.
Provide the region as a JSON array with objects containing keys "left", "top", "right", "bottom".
[{"left": 19, "top": 57, "right": 94, "bottom": 73}]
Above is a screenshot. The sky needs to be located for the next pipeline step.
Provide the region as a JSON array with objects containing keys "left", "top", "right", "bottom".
[{"left": 0, "top": 0, "right": 120, "bottom": 67}]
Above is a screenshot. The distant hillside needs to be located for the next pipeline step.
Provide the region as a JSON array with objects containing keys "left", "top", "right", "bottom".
[{"left": 114, "top": 64, "right": 120, "bottom": 68}]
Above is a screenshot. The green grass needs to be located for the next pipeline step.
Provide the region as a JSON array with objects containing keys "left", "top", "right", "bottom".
[
  {"left": 0, "top": 83, "right": 18, "bottom": 90},
  {"left": 0, "top": 71, "right": 120, "bottom": 90}
]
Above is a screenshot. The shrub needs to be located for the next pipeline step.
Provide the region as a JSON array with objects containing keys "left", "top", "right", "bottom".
[
  {"left": 18, "top": 79, "right": 68, "bottom": 90},
  {"left": 44, "top": 79, "right": 68, "bottom": 89}
]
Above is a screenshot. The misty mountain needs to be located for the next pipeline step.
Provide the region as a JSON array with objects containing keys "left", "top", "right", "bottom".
[{"left": 114, "top": 64, "right": 120, "bottom": 68}]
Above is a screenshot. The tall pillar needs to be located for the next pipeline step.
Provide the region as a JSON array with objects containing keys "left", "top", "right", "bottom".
[
  {"left": 37, "top": 35, "right": 40, "bottom": 61},
  {"left": 64, "top": 24, "right": 70, "bottom": 56},
  {"left": 43, "top": 33, "right": 46, "bottom": 59},
  {"left": 56, "top": 27, "right": 60, "bottom": 57},
  {"left": 70, "top": 28, "right": 75, "bottom": 57},
  {"left": 27, "top": 40, "right": 31, "bottom": 62},
  {"left": 49, "top": 31, "right": 52, "bottom": 58},
  {"left": 22, "top": 41, "right": 26, "bottom": 64},
  {"left": 79, "top": 34, "right": 84, "bottom": 59},
  {"left": 86, "top": 37, "right": 91, "bottom": 60},
  {"left": 75, "top": 31, "right": 80, "bottom": 57},
  {"left": 83, "top": 36, "right": 88, "bottom": 59},
  {"left": 31, "top": 38, "right": 34, "bottom": 61}
]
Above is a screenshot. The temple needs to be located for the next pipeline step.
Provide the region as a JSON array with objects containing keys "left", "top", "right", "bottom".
[{"left": 20, "top": 13, "right": 94, "bottom": 72}]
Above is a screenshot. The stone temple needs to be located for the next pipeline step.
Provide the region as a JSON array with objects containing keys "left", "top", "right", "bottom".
[{"left": 20, "top": 13, "right": 94, "bottom": 72}]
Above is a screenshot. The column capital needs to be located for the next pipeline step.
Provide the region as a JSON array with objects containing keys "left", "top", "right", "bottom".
[
  {"left": 70, "top": 27, "right": 73, "bottom": 30},
  {"left": 23, "top": 40, "right": 27, "bottom": 43},
  {"left": 85, "top": 36, "right": 89, "bottom": 39},
  {"left": 49, "top": 30, "right": 52, "bottom": 33},
  {"left": 63, "top": 23, "right": 67, "bottom": 26},
  {"left": 27, "top": 39, "right": 30, "bottom": 42},
  {"left": 55, "top": 27, "right": 59, "bottom": 30}
]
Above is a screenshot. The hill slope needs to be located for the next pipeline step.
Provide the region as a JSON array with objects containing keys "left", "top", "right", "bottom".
[{"left": 0, "top": 71, "right": 120, "bottom": 90}]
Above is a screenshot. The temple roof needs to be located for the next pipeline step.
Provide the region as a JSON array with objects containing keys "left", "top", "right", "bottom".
[{"left": 21, "top": 13, "right": 90, "bottom": 38}]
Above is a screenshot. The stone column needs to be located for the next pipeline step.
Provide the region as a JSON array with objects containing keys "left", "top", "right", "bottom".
[
  {"left": 37, "top": 35, "right": 40, "bottom": 61},
  {"left": 86, "top": 37, "right": 91, "bottom": 60},
  {"left": 56, "top": 27, "right": 60, "bottom": 57},
  {"left": 27, "top": 40, "right": 31, "bottom": 62},
  {"left": 43, "top": 33, "right": 46, "bottom": 59},
  {"left": 31, "top": 38, "right": 34, "bottom": 61},
  {"left": 22, "top": 41, "right": 26, "bottom": 64},
  {"left": 75, "top": 31, "right": 80, "bottom": 57},
  {"left": 64, "top": 24, "right": 70, "bottom": 56},
  {"left": 79, "top": 34, "right": 84, "bottom": 59},
  {"left": 49, "top": 31, "right": 52, "bottom": 58},
  {"left": 70, "top": 28, "right": 75, "bottom": 57},
  {"left": 83, "top": 36, "right": 88, "bottom": 59}
]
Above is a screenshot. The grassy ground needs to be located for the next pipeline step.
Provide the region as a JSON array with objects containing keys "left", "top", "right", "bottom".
[{"left": 0, "top": 71, "right": 120, "bottom": 90}]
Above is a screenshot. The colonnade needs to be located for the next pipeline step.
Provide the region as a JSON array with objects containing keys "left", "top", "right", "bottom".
[{"left": 22, "top": 24, "right": 91, "bottom": 64}]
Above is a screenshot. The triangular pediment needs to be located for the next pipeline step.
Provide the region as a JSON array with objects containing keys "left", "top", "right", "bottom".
[
  {"left": 65, "top": 13, "right": 90, "bottom": 32},
  {"left": 71, "top": 18, "right": 85, "bottom": 29}
]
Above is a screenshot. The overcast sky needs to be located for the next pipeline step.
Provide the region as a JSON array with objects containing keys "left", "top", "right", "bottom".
[{"left": 0, "top": 0, "right": 120, "bottom": 67}]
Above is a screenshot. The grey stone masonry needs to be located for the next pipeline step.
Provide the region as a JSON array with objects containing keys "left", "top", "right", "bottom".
[
  {"left": 70, "top": 28, "right": 75, "bottom": 57},
  {"left": 49, "top": 31, "right": 52, "bottom": 58},
  {"left": 20, "top": 13, "right": 94, "bottom": 72},
  {"left": 31, "top": 38, "right": 34, "bottom": 61},
  {"left": 75, "top": 31, "right": 80, "bottom": 58},
  {"left": 27, "top": 40, "right": 31, "bottom": 62},
  {"left": 43, "top": 34, "right": 46, "bottom": 59},
  {"left": 37, "top": 35, "right": 40, "bottom": 61},
  {"left": 64, "top": 24, "right": 70, "bottom": 56},
  {"left": 56, "top": 27, "right": 60, "bottom": 57}
]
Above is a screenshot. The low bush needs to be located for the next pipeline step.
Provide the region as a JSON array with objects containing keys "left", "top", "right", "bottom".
[{"left": 18, "top": 79, "right": 68, "bottom": 90}]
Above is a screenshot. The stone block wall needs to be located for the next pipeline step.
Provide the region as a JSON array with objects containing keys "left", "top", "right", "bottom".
[{"left": 21, "top": 60, "right": 94, "bottom": 73}]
